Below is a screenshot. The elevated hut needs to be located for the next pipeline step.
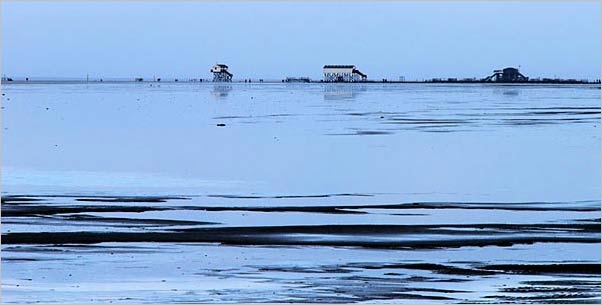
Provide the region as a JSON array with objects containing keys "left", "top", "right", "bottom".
[
  {"left": 323, "top": 65, "right": 367, "bottom": 82},
  {"left": 484, "top": 67, "right": 528, "bottom": 82},
  {"left": 211, "top": 64, "right": 233, "bottom": 82}
]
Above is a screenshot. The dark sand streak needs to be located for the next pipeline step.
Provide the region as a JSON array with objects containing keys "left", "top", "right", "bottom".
[{"left": 3, "top": 225, "right": 599, "bottom": 248}]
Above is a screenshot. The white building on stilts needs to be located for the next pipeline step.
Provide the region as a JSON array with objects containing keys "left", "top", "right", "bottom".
[
  {"left": 323, "top": 65, "right": 367, "bottom": 82},
  {"left": 211, "top": 64, "right": 233, "bottom": 82}
]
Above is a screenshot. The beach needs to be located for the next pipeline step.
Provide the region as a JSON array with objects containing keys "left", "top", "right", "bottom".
[{"left": 1, "top": 82, "right": 600, "bottom": 303}]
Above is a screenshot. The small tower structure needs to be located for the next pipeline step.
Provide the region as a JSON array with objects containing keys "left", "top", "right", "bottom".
[{"left": 211, "top": 64, "right": 233, "bottom": 82}]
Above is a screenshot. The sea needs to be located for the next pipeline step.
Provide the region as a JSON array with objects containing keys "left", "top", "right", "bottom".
[{"left": 1, "top": 82, "right": 600, "bottom": 303}]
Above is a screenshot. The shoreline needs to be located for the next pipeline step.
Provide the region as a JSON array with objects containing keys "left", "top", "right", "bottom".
[{"left": 2, "top": 80, "right": 600, "bottom": 86}]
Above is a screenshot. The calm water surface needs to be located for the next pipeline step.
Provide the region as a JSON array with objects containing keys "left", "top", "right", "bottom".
[{"left": 1, "top": 83, "right": 600, "bottom": 303}]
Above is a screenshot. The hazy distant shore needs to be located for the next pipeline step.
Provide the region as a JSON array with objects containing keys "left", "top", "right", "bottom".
[{"left": 2, "top": 79, "right": 601, "bottom": 85}]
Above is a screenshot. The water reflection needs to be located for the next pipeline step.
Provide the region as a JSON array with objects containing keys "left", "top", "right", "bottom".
[
  {"left": 323, "top": 84, "right": 366, "bottom": 100},
  {"left": 211, "top": 84, "right": 233, "bottom": 99},
  {"left": 492, "top": 87, "right": 520, "bottom": 96}
]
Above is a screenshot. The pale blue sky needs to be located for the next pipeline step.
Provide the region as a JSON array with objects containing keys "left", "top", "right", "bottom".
[{"left": 2, "top": 1, "right": 600, "bottom": 80}]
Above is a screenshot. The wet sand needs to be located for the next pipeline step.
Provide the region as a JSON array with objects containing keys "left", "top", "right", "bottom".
[
  {"left": 2, "top": 195, "right": 600, "bottom": 303},
  {"left": 2, "top": 82, "right": 600, "bottom": 303}
]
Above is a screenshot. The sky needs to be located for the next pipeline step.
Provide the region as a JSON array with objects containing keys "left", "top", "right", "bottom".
[{"left": 2, "top": 1, "right": 600, "bottom": 81}]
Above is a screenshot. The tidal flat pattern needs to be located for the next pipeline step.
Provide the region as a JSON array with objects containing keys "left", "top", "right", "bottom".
[{"left": 1, "top": 83, "right": 600, "bottom": 303}]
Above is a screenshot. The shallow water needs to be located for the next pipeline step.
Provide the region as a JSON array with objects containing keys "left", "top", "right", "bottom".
[{"left": 1, "top": 82, "right": 600, "bottom": 303}]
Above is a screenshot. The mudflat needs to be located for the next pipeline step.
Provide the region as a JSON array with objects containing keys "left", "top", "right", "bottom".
[{"left": 2, "top": 83, "right": 600, "bottom": 303}]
